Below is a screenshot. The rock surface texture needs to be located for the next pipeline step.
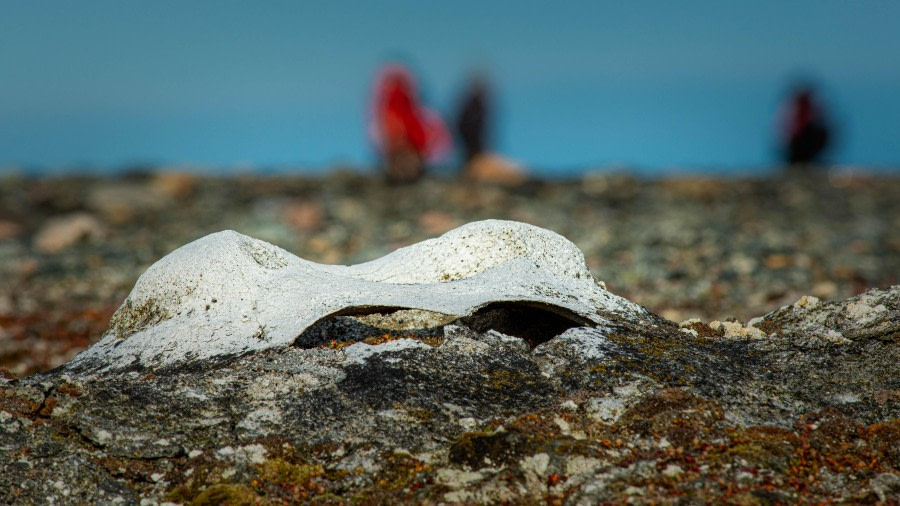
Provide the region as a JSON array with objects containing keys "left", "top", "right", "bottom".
[{"left": 1, "top": 221, "right": 898, "bottom": 504}]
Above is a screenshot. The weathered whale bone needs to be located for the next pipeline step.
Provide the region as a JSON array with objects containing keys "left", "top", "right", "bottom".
[{"left": 69, "top": 220, "right": 647, "bottom": 373}]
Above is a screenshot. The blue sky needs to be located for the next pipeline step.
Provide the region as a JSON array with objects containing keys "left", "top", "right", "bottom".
[{"left": 2, "top": 1, "right": 899, "bottom": 174}]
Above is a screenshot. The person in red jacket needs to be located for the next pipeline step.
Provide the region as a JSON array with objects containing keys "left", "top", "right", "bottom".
[{"left": 370, "top": 64, "right": 449, "bottom": 182}]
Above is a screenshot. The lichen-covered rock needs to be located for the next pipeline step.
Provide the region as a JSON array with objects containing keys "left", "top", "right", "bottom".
[
  {"left": 68, "top": 220, "right": 647, "bottom": 374},
  {"left": 0, "top": 221, "right": 897, "bottom": 504},
  {"left": 750, "top": 290, "right": 899, "bottom": 344}
]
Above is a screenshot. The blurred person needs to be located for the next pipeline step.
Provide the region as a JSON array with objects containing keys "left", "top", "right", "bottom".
[
  {"left": 369, "top": 64, "right": 450, "bottom": 183},
  {"left": 779, "top": 84, "right": 832, "bottom": 166},
  {"left": 455, "top": 75, "right": 490, "bottom": 165},
  {"left": 454, "top": 74, "right": 526, "bottom": 185}
]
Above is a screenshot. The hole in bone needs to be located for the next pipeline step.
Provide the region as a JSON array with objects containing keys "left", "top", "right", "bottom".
[
  {"left": 293, "top": 302, "right": 590, "bottom": 350},
  {"left": 457, "top": 301, "right": 591, "bottom": 349}
]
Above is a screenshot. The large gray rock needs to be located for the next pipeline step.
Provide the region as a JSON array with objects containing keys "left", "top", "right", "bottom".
[{"left": 1, "top": 222, "right": 897, "bottom": 504}]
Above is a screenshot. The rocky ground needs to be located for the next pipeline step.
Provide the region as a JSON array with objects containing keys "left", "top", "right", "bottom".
[
  {"left": 1, "top": 169, "right": 897, "bottom": 376},
  {"left": 1, "top": 283, "right": 897, "bottom": 504},
  {"left": 0, "top": 168, "right": 898, "bottom": 504}
]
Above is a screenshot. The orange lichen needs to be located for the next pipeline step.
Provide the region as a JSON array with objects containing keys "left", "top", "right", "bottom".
[{"left": 56, "top": 382, "right": 83, "bottom": 397}]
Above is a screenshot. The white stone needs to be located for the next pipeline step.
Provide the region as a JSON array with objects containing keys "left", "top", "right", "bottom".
[
  {"left": 565, "top": 456, "right": 605, "bottom": 476},
  {"left": 793, "top": 295, "right": 821, "bottom": 309},
  {"left": 69, "top": 220, "right": 646, "bottom": 372},
  {"left": 624, "top": 486, "right": 645, "bottom": 495},
  {"left": 662, "top": 464, "right": 683, "bottom": 477},
  {"left": 736, "top": 471, "right": 755, "bottom": 483},
  {"left": 560, "top": 400, "right": 578, "bottom": 411},
  {"left": 237, "top": 444, "right": 268, "bottom": 465},
  {"left": 520, "top": 453, "right": 550, "bottom": 475},
  {"left": 587, "top": 397, "right": 626, "bottom": 423},
  {"left": 713, "top": 321, "right": 768, "bottom": 340},
  {"left": 93, "top": 429, "right": 113, "bottom": 445},
  {"left": 436, "top": 468, "right": 485, "bottom": 487},
  {"left": 216, "top": 446, "right": 235, "bottom": 456}
]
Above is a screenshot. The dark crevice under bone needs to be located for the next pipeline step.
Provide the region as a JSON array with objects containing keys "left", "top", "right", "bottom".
[
  {"left": 294, "top": 301, "right": 592, "bottom": 350},
  {"left": 457, "top": 301, "right": 591, "bottom": 348}
]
